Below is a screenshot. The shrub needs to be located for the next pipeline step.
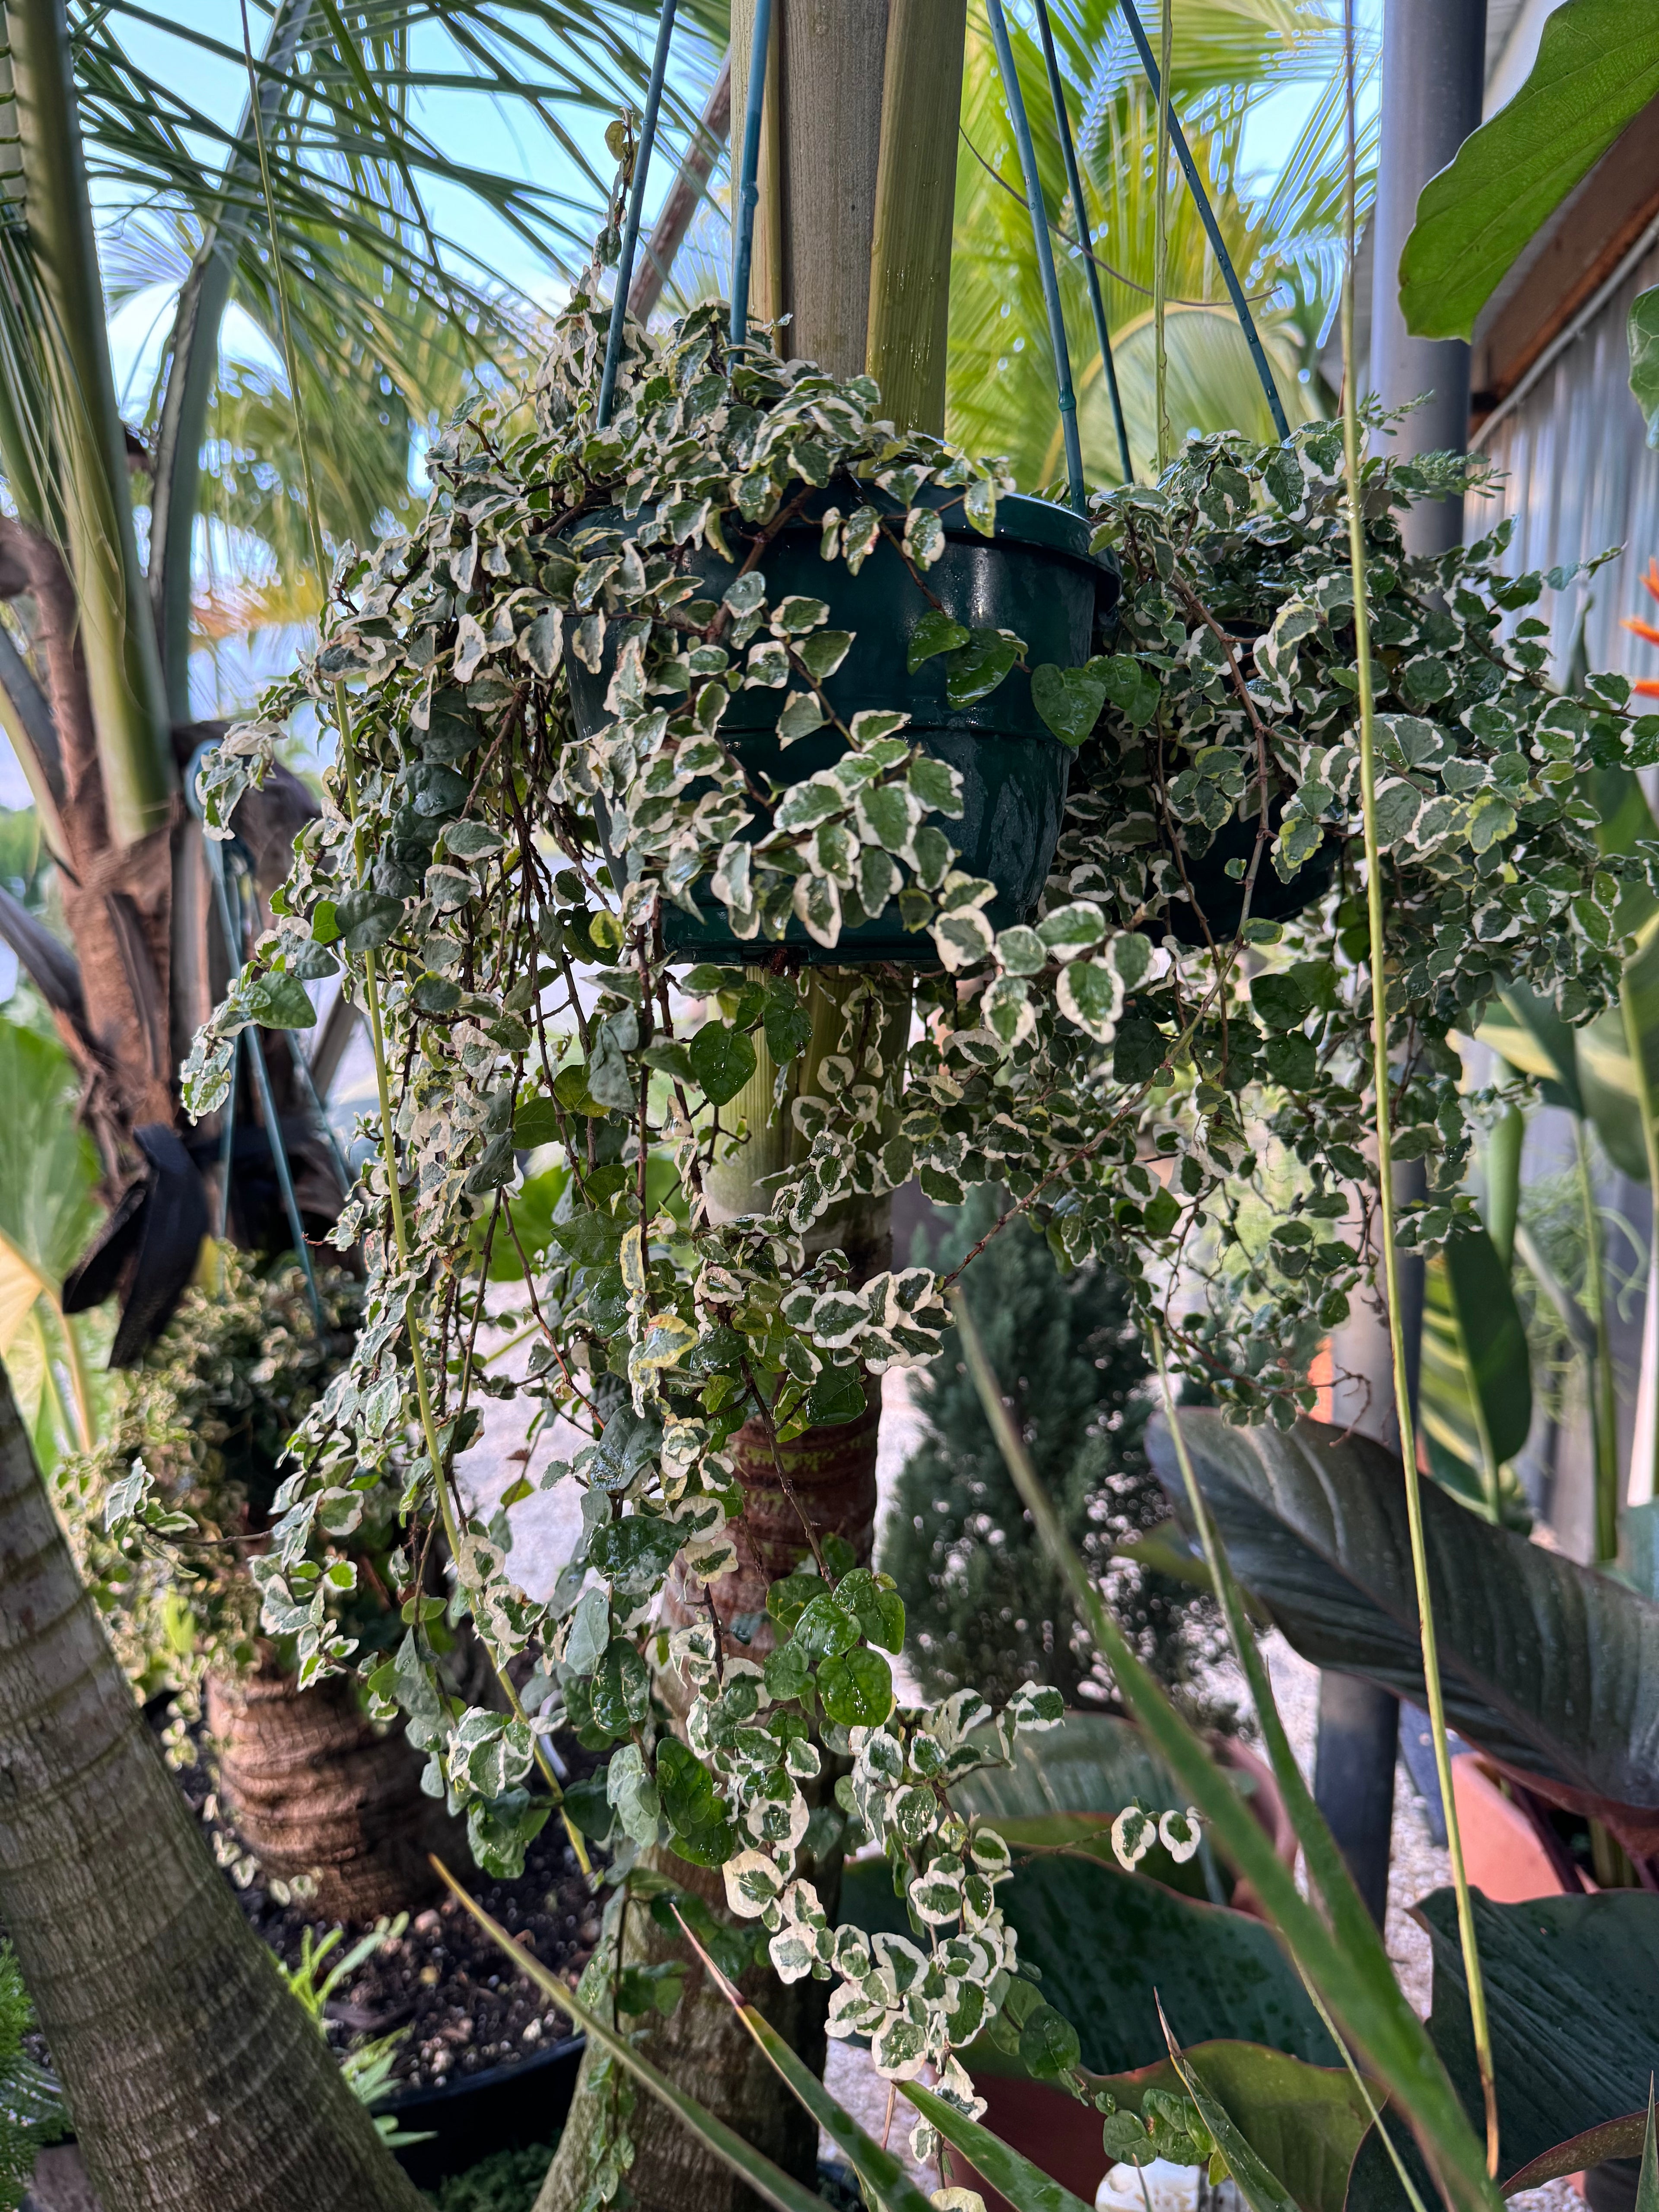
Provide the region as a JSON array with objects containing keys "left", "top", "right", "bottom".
[{"left": 885, "top": 1192, "right": 1218, "bottom": 1710}]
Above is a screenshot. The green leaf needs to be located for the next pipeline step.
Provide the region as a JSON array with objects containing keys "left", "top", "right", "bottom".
[
  {"left": 0, "top": 1023, "right": 107, "bottom": 1343},
  {"left": 588, "top": 1638, "right": 650, "bottom": 1733},
  {"left": 1031, "top": 662, "right": 1109, "bottom": 748},
  {"left": 789, "top": 1592, "right": 860, "bottom": 1659},
  {"left": 946, "top": 627, "right": 1023, "bottom": 707},
  {"left": 1250, "top": 973, "right": 1312, "bottom": 1031},
  {"left": 906, "top": 607, "right": 969, "bottom": 674},
  {"left": 1440, "top": 1222, "right": 1533, "bottom": 1467},
  {"left": 1632, "top": 288, "right": 1659, "bottom": 446},
  {"left": 763, "top": 985, "right": 814, "bottom": 1067},
  {"left": 548, "top": 1207, "right": 625, "bottom": 1269},
  {"left": 1398, "top": 0, "right": 1659, "bottom": 340},
  {"left": 439, "top": 1872, "right": 831, "bottom": 2212},
  {"left": 512, "top": 1095, "right": 562, "bottom": 1147},
  {"left": 334, "top": 886, "right": 405, "bottom": 951},
  {"left": 689, "top": 1022, "right": 757, "bottom": 1108},
  {"left": 802, "top": 1364, "right": 867, "bottom": 1429},
  {"left": 901, "top": 2083, "right": 1093, "bottom": 2212},
  {"left": 1147, "top": 1411, "right": 1659, "bottom": 1852},
  {"left": 243, "top": 972, "right": 318, "bottom": 1029},
  {"left": 1348, "top": 1890, "right": 1659, "bottom": 2209},
  {"left": 658, "top": 1738, "right": 736, "bottom": 1867},
  {"left": 1019, "top": 2000, "right": 1082, "bottom": 2081},
  {"left": 1098, "top": 652, "right": 1162, "bottom": 729},
  {"left": 815, "top": 1646, "right": 893, "bottom": 1728}
]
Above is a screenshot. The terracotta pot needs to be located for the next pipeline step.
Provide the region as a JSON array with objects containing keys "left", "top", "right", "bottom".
[
  {"left": 1213, "top": 1733, "right": 1298, "bottom": 1920},
  {"left": 1451, "top": 1751, "right": 1584, "bottom": 1904},
  {"left": 208, "top": 1659, "right": 460, "bottom": 1920}
]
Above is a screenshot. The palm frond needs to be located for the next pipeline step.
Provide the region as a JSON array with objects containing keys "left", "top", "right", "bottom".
[{"left": 946, "top": 0, "right": 1373, "bottom": 484}]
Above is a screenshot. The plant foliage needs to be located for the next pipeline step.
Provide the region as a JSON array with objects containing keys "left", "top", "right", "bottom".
[
  {"left": 178, "top": 253, "right": 1659, "bottom": 2192},
  {"left": 0, "top": 1944, "right": 64, "bottom": 2212}
]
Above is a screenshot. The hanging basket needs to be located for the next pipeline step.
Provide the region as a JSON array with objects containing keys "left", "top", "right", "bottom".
[
  {"left": 564, "top": 482, "right": 1119, "bottom": 966},
  {"left": 1159, "top": 804, "right": 1338, "bottom": 947}
]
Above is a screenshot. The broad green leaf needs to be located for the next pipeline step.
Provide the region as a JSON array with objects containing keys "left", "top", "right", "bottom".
[
  {"left": 946, "top": 628, "right": 1022, "bottom": 707},
  {"left": 950, "top": 1303, "right": 1497, "bottom": 2212},
  {"left": 243, "top": 971, "right": 318, "bottom": 1028},
  {"left": 1481, "top": 983, "right": 1584, "bottom": 1116},
  {"left": 1087, "top": 2044, "right": 1371, "bottom": 2212},
  {"left": 907, "top": 607, "right": 969, "bottom": 673},
  {"left": 1031, "top": 662, "right": 1109, "bottom": 747},
  {"left": 1399, "top": 0, "right": 1659, "bottom": 341},
  {"left": 901, "top": 2082, "right": 1093, "bottom": 2212},
  {"left": 436, "top": 1868, "right": 830, "bottom": 2212},
  {"left": 1148, "top": 1411, "right": 1659, "bottom": 1853},
  {"left": 1348, "top": 1890, "right": 1659, "bottom": 2209},
  {"left": 689, "top": 1021, "right": 757, "bottom": 1108},
  {"left": 0, "top": 1023, "right": 103, "bottom": 1355},
  {"left": 1442, "top": 1226, "right": 1530, "bottom": 1466},
  {"left": 1163, "top": 2025, "right": 1297, "bottom": 2212},
  {"left": 1632, "top": 287, "right": 1659, "bottom": 448},
  {"left": 1418, "top": 1227, "right": 1533, "bottom": 1526}
]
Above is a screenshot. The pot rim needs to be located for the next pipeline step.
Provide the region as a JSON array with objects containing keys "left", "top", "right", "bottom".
[{"left": 563, "top": 477, "right": 1114, "bottom": 585}]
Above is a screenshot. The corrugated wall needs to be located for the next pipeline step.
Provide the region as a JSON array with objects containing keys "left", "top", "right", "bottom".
[{"left": 1476, "top": 235, "right": 1659, "bottom": 685}]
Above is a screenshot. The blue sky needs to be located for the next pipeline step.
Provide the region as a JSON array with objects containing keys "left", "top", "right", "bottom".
[{"left": 0, "top": 0, "right": 1379, "bottom": 816}]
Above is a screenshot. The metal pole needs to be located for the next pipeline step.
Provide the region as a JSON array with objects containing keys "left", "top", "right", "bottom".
[
  {"left": 1313, "top": 0, "right": 1488, "bottom": 1931},
  {"left": 1032, "top": 0, "right": 1132, "bottom": 486},
  {"left": 207, "top": 841, "right": 324, "bottom": 1331},
  {"left": 597, "top": 0, "right": 679, "bottom": 427},
  {"left": 984, "top": 0, "right": 1085, "bottom": 513},
  {"left": 1118, "top": 0, "right": 1291, "bottom": 443},
  {"left": 729, "top": 0, "right": 772, "bottom": 349},
  {"left": 1316, "top": 1155, "right": 1427, "bottom": 1925},
  {"left": 1367, "top": 0, "right": 1487, "bottom": 554}
]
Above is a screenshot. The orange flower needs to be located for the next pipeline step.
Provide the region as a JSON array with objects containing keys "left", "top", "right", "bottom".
[{"left": 1623, "top": 561, "right": 1659, "bottom": 683}]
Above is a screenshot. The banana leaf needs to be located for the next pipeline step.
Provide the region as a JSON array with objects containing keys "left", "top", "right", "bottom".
[
  {"left": 1417, "top": 1228, "right": 1532, "bottom": 1528},
  {"left": 1088, "top": 2044, "right": 1373, "bottom": 2212},
  {"left": 1347, "top": 1890, "right": 1659, "bottom": 2209},
  {"left": 1146, "top": 1411, "right": 1659, "bottom": 1853},
  {"left": 1399, "top": 0, "right": 1659, "bottom": 340}
]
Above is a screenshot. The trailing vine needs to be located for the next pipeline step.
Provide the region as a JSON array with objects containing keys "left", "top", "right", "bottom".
[{"left": 182, "top": 282, "right": 1656, "bottom": 2181}]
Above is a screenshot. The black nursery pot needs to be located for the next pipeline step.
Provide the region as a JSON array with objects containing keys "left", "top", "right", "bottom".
[
  {"left": 563, "top": 481, "right": 1119, "bottom": 965},
  {"left": 1159, "top": 804, "right": 1338, "bottom": 947},
  {"left": 385, "top": 2032, "right": 585, "bottom": 2190}
]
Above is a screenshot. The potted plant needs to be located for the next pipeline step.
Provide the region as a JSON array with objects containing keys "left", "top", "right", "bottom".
[{"left": 174, "top": 213, "right": 1659, "bottom": 2212}]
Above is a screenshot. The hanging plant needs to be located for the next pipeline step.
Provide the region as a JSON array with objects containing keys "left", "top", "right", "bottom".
[{"left": 178, "top": 283, "right": 1658, "bottom": 2183}]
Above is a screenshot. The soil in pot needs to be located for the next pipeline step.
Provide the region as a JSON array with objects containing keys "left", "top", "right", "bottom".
[{"left": 169, "top": 1712, "right": 595, "bottom": 2096}]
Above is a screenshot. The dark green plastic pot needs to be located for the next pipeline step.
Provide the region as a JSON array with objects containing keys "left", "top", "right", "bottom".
[
  {"left": 1161, "top": 805, "right": 1338, "bottom": 947},
  {"left": 563, "top": 482, "right": 1119, "bottom": 964}
]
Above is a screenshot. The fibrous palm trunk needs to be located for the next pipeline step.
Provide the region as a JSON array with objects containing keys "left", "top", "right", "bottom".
[
  {"left": 0, "top": 1363, "right": 426, "bottom": 2212},
  {"left": 538, "top": 8, "right": 965, "bottom": 2202}
]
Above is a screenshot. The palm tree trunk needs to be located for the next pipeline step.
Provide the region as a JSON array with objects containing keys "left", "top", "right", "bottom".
[
  {"left": 541, "top": 12, "right": 964, "bottom": 2202},
  {"left": 0, "top": 1362, "right": 426, "bottom": 2212}
]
